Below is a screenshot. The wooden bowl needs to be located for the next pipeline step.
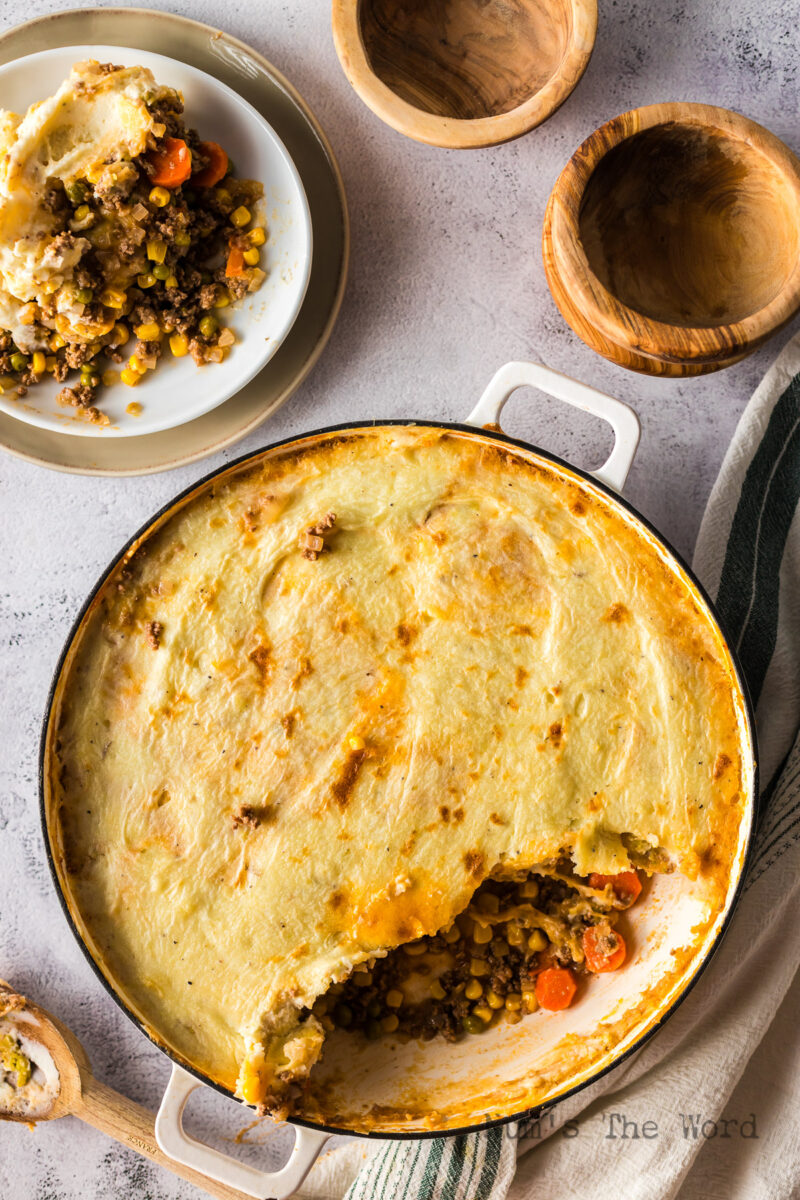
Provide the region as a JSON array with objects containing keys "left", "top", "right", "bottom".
[
  {"left": 543, "top": 103, "right": 800, "bottom": 376},
  {"left": 331, "top": 0, "right": 598, "bottom": 149}
]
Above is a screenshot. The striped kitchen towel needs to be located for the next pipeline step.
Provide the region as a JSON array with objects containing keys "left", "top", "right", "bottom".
[{"left": 301, "top": 333, "right": 800, "bottom": 1200}]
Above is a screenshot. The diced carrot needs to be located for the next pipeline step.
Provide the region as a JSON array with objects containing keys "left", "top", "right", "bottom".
[
  {"left": 193, "top": 141, "right": 229, "bottom": 188},
  {"left": 535, "top": 967, "right": 577, "bottom": 1011},
  {"left": 147, "top": 137, "right": 192, "bottom": 188},
  {"left": 588, "top": 870, "right": 642, "bottom": 908},
  {"left": 226, "top": 245, "right": 246, "bottom": 278},
  {"left": 583, "top": 924, "right": 627, "bottom": 973}
]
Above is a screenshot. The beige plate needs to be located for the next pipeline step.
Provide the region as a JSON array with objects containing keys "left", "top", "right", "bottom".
[{"left": 0, "top": 7, "right": 349, "bottom": 476}]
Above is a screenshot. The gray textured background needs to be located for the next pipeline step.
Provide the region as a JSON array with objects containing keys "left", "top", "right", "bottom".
[{"left": 2, "top": 0, "right": 799, "bottom": 1196}]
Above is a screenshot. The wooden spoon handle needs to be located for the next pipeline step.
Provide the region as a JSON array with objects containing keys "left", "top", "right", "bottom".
[{"left": 74, "top": 1075, "right": 257, "bottom": 1200}]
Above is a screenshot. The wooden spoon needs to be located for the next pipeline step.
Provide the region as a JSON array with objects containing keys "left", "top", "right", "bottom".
[{"left": 0, "top": 981, "right": 253, "bottom": 1200}]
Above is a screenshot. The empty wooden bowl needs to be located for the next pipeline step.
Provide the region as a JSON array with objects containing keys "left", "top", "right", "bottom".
[
  {"left": 331, "top": 0, "right": 598, "bottom": 149},
  {"left": 543, "top": 103, "right": 800, "bottom": 376}
]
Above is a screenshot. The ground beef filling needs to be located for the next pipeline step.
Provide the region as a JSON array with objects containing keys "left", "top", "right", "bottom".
[
  {"left": 312, "top": 865, "right": 644, "bottom": 1043},
  {"left": 0, "top": 70, "right": 265, "bottom": 419}
]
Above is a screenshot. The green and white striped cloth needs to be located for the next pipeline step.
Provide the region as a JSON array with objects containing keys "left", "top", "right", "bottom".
[{"left": 302, "top": 334, "right": 800, "bottom": 1200}]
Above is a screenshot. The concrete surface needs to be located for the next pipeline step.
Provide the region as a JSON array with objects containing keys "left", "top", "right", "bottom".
[{"left": 2, "top": 0, "right": 799, "bottom": 1195}]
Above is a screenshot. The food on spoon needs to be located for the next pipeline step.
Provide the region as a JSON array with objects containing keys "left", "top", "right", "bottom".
[
  {"left": 0, "top": 984, "right": 59, "bottom": 1120},
  {"left": 0, "top": 61, "right": 265, "bottom": 424}
]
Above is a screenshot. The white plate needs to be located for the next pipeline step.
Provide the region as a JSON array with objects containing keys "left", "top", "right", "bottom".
[{"left": 0, "top": 45, "right": 313, "bottom": 438}]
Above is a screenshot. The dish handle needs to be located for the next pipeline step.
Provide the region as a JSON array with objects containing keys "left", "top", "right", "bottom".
[
  {"left": 155, "top": 1063, "right": 329, "bottom": 1200},
  {"left": 465, "top": 361, "right": 641, "bottom": 493}
]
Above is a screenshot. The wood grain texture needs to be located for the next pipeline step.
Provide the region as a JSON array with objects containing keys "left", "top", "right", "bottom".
[
  {"left": 332, "top": 0, "right": 597, "bottom": 148},
  {"left": 0, "top": 990, "right": 256, "bottom": 1200},
  {"left": 542, "top": 103, "right": 800, "bottom": 376}
]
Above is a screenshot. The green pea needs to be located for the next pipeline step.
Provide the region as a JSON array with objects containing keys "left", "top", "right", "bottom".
[
  {"left": 152, "top": 263, "right": 170, "bottom": 280},
  {"left": 137, "top": 273, "right": 156, "bottom": 289},
  {"left": 462, "top": 1016, "right": 485, "bottom": 1035},
  {"left": 75, "top": 286, "right": 93, "bottom": 304},
  {"left": 366, "top": 1020, "right": 382, "bottom": 1040},
  {"left": 66, "top": 179, "right": 88, "bottom": 205},
  {"left": 367, "top": 999, "right": 382, "bottom": 1019},
  {"left": 334, "top": 1003, "right": 353, "bottom": 1028},
  {"left": 198, "top": 315, "right": 218, "bottom": 339},
  {"left": 10, "top": 352, "right": 27, "bottom": 372}
]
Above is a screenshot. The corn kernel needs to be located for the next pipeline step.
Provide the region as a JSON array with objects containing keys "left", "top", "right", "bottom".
[
  {"left": 519, "top": 880, "right": 539, "bottom": 900},
  {"left": 528, "top": 929, "right": 547, "bottom": 953},
  {"left": 100, "top": 287, "right": 126, "bottom": 309},
  {"left": 134, "top": 322, "right": 161, "bottom": 342},
  {"left": 149, "top": 186, "right": 171, "bottom": 207},
  {"left": 353, "top": 971, "right": 372, "bottom": 987},
  {"left": 128, "top": 355, "right": 147, "bottom": 375},
  {"left": 110, "top": 323, "right": 129, "bottom": 347},
  {"left": 242, "top": 246, "right": 260, "bottom": 266},
  {"left": 213, "top": 289, "right": 231, "bottom": 309},
  {"left": 147, "top": 239, "right": 167, "bottom": 264},
  {"left": 465, "top": 979, "right": 483, "bottom": 1000},
  {"left": 120, "top": 367, "right": 141, "bottom": 387},
  {"left": 0, "top": 374, "right": 17, "bottom": 392},
  {"left": 473, "top": 1004, "right": 493, "bottom": 1024},
  {"left": 49, "top": 333, "right": 65, "bottom": 351},
  {"left": 102, "top": 369, "right": 118, "bottom": 387},
  {"left": 403, "top": 942, "right": 428, "bottom": 957},
  {"left": 442, "top": 925, "right": 461, "bottom": 944},
  {"left": 165, "top": 274, "right": 178, "bottom": 289},
  {"left": 521, "top": 990, "right": 539, "bottom": 1014},
  {"left": 469, "top": 957, "right": 490, "bottom": 977},
  {"left": 506, "top": 1010, "right": 522, "bottom": 1025},
  {"left": 31, "top": 351, "right": 46, "bottom": 375},
  {"left": 248, "top": 226, "right": 266, "bottom": 246},
  {"left": 486, "top": 990, "right": 505, "bottom": 1010},
  {"left": 385, "top": 989, "right": 404, "bottom": 1009},
  {"left": 86, "top": 165, "right": 103, "bottom": 184},
  {"left": 505, "top": 993, "right": 522, "bottom": 1011},
  {"left": 348, "top": 735, "right": 365, "bottom": 751},
  {"left": 507, "top": 923, "right": 526, "bottom": 947},
  {"left": 231, "top": 205, "right": 251, "bottom": 227},
  {"left": 472, "top": 922, "right": 492, "bottom": 945},
  {"left": 169, "top": 334, "right": 189, "bottom": 358},
  {"left": 45, "top": 355, "right": 56, "bottom": 372},
  {"left": 477, "top": 892, "right": 500, "bottom": 914},
  {"left": 381, "top": 1014, "right": 399, "bottom": 1034},
  {"left": 429, "top": 979, "right": 446, "bottom": 1000}
]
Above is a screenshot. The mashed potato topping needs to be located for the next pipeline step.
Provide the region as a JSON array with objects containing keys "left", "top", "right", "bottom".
[
  {"left": 0, "top": 62, "right": 169, "bottom": 349},
  {"left": 49, "top": 428, "right": 748, "bottom": 1116},
  {"left": 0, "top": 61, "right": 264, "bottom": 422}
]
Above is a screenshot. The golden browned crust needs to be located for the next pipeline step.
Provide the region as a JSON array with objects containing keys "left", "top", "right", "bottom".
[{"left": 46, "top": 426, "right": 749, "bottom": 1117}]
